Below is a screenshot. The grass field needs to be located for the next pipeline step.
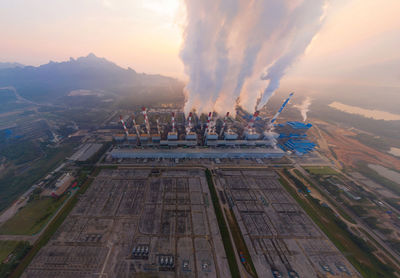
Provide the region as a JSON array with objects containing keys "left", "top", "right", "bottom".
[
  {"left": 0, "top": 142, "right": 77, "bottom": 212},
  {"left": 304, "top": 166, "right": 339, "bottom": 175},
  {"left": 205, "top": 169, "right": 240, "bottom": 278},
  {"left": 293, "top": 169, "right": 356, "bottom": 224},
  {"left": 0, "top": 241, "right": 20, "bottom": 262},
  {"left": 278, "top": 171, "right": 395, "bottom": 278},
  {"left": 225, "top": 208, "right": 258, "bottom": 277},
  {"left": 9, "top": 169, "right": 95, "bottom": 278},
  {"left": 0, "top": 195, "right": 68, "bottom": 235},
  {"left": 0, "top": 241, "right": 31, "bottom": 278}
]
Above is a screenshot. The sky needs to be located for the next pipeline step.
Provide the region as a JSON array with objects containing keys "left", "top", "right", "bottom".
[{"left": 0, "top": 0, "right": 399, "bottom": 88}]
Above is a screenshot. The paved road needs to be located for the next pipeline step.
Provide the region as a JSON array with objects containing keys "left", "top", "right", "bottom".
[
  {"left": 0, "top": 189, "right": 77, "bottom": 244},
  {"left": 290, "top": 159, "right": 400, "bottom": 265}
]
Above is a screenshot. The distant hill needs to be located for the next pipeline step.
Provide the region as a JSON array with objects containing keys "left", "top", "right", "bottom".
[
  {"left": 0, "top": 53, "right": 184, "bottom": 104},
  {"left": 0, "top": 62, "right": 25, "bottom": 70}
]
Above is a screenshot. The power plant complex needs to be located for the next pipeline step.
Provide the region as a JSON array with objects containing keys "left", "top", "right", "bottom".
[{"left": 110, "top": 93, "right": 316, "bottom": 159}]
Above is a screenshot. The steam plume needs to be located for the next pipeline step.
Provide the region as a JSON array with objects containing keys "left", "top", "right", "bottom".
[
  {"left": 180, "top": 0, "right": 327, "bottom": 115},
  {"left": 294, "top": 96, "right": 312, "bottom": 122}
]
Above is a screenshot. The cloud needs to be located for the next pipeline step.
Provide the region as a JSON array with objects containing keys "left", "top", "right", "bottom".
[{"left": 180, "top": 0, "right": 327, "bottom": 115}]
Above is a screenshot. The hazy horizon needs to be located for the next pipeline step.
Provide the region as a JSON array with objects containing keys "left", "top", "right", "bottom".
[{"left": 0, "top": 0, "right": 399, "bottom": 89}]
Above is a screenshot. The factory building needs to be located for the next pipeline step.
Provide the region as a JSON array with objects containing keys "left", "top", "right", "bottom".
[
  {"left": 113, "top": 134, "right": 125, "bottom": 141},
  {"left": 127, "top": 134, "right": 137, "bottom": 142},
  {"left": 139, "top": 134, "right": 150, "bottom": 143},
  {"left": 110, "top": 92, "right": 317, "bottom": 156},
  {"left": 274, "top": 121, "right": 312, "bottom": 135},
  {"left": 283, "top": 139, "right": 316, "bottom": 155},
  {"left": 160, "top": 140, "right": 197, "bottom": 147},
  {"left": 275, "top": 121, "right": 316, "bottom": 155},
  {"left": 151, "top": 134, "right": 161, "bottom": 143},
  {"left": 110, "top": 147, "right": 285, "bottom": 159},
  {"left": 224, "top": 130, "right": 238, "bottom": 140},
  {"left": 167, "top": 132, "right": 178, "bottom": 140},
  {"left": 46, "top": 173, "right": 74, "bottom": 198}
]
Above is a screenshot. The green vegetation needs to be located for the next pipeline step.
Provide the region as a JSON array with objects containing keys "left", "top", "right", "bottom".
[
  {"left": 0, "top": 241, "right": 20, "bottom": 262},
  {"left": 385, "top": 198, "right": 400, "bottom": 212},
  {"left": 389, "top": 240, "right": 400, "bottom": 255},
  {"left": 205, "top": 169, "right": 240, "bottom": 278},
  {"left": 304, "top": 163, "right": 399, "bottom": 245},
  {"left": 312, "top": 103, "right": 400, "bottom": 140},
  {"left": 293, "top": 169, "right": 356, "bottom": 224},
  {"left": 364, "top": 216, "right": 379, "bottom": 230},
  {"left": 354, "top": 161, "right": 400, "bottom": 196},
  {"left": 225, "top": 208, "right": 258, "bottom": 277},
  {"left": 279, "top": 172, "right": 395, "bottom": 278},
  {"left": 348, "top": 205, "right": 368, "bottom": 218},
  {"left": 0, "top": 89, "right": 17, "bottom": 102},
  {"left": 304, "top": 166, "right": 339, "bottom": 176},
  {"left": 0, "top": 142, "right": 77, "bottom": 212},
  {"left": 0, "top": 89, "right": 29, "bottom": 113},
  {"left": 352, "top": 133, "right": 392, "bottom": 152},
  {"left": 0, "top": 195, "right": 68, "bottom": 235},
  {"left": 0, "top": 241, "right": 31, "bottom": 278},
  {"left": 9, "top": 169, "right": 95, "bottom": 278},
  {"left": 0, "top": 139, "right": 42, "bottom": 165},
  {"left": 283, "top": 169, "right": 309, "bottom": 193},
  {"left": 51, "top": 109, "right": 111, "bottom": 129},
  {"left": 359, "top": 227, "right": 400, "bottom": 266}
]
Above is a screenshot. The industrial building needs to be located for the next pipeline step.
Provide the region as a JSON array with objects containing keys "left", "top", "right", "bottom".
[
  {"left": 275, "top": 121, "right": 316, "bottom": 155},
  {"left": 69, "top": 143, "right": 103, "bottom": 162},
  {"left": 110, "top": 92, "right": 316, "bottom": 157},
  {"left": 110, "top": 147, "right": 285, "bottom": 159},
  {"left": 46, "top": 173, "right": 74, "bottom": 197}
]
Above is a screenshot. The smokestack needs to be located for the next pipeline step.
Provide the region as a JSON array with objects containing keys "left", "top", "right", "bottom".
[
  {"left": 220, "top": 112, "right": 230, "bottom": 137},
  {"left": 171, "top": 112, "right": 176, "bottom": 132},
  {"left": 205, "top": 112, "right": 212, "bottom": 135},
  {"left": 247, "top": 111, "right": 260, "bottom": 129},
  {"left": 142, "top": 107, "right": 150, "bottom": 135},
  {"left": 156, "top": 118, "right": 161, "bottom": 135},
  {"left": 270, "top": 92, "right": 294, "bottom": 124},
  {"left": 186, "top": 112, "right": 193, "bottom": 134},
  {"left": 210, "top": 112, "right": 216, "bottom": 133},
  {"left": 132, "top": 115, "right": 140, "bottom": 135},
  {"left": 119, "top": 115, "right": 129, "bottom": 136}
]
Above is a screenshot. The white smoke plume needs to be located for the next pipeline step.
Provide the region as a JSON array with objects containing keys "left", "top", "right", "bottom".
[
  {"left": 180, "top": 0, "right": 327, "bottom": 115},
  {"left": 294, "top": 96, "right": 312, "bottom": 122}
]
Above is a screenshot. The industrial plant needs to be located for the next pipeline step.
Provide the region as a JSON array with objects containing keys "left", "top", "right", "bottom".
[{"left": 110, "top": 93, "right": 316, "bottom": 159}]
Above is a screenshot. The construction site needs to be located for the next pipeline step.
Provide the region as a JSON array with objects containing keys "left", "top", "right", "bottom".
[
  {"left": 108, "top": 93, "right": 316, "bottom": 159},
  {"left": 23, "top": 168, "right": 231, "bottom": 278},
  {"left": 214, "top": 169, "right": 358, "bottom": 277}
]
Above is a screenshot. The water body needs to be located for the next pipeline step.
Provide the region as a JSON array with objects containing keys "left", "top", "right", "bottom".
[
  {"left": 388, "top": 147, "right": 400, "bottom": 157},
  {"left": 368, "top": 164, "right": 400, "bottom": 184},
  {"left": 329, "top": 101, "right": 400, "bottom": 121}
]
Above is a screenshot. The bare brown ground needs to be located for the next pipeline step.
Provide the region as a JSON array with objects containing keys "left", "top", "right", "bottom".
[{"left": 308, "top": 119, "right": 400, "bottom": 171}]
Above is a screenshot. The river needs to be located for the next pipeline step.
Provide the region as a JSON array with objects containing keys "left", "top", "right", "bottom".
[
  {"left": 329, "top": 101, "right": 400, "bottom": 121},
  {"left": 368, "top": 164, "right": 400, "bottom": 184}
]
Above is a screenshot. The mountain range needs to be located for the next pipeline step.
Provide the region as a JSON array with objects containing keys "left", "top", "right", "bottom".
[
  {"left": 0, "top": 53, "right": 184, "bottom": 104},
  {"left": 0, "top": 62, "right": 25, "bottom": 70}
]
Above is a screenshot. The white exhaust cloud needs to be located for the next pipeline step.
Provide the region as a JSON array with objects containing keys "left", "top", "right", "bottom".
[
  {"left": 294, "top": 96, "right": 312, "bottom": 122},
  {"left": 180, "top": 0, "right": 327, "bottom": 115}
]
